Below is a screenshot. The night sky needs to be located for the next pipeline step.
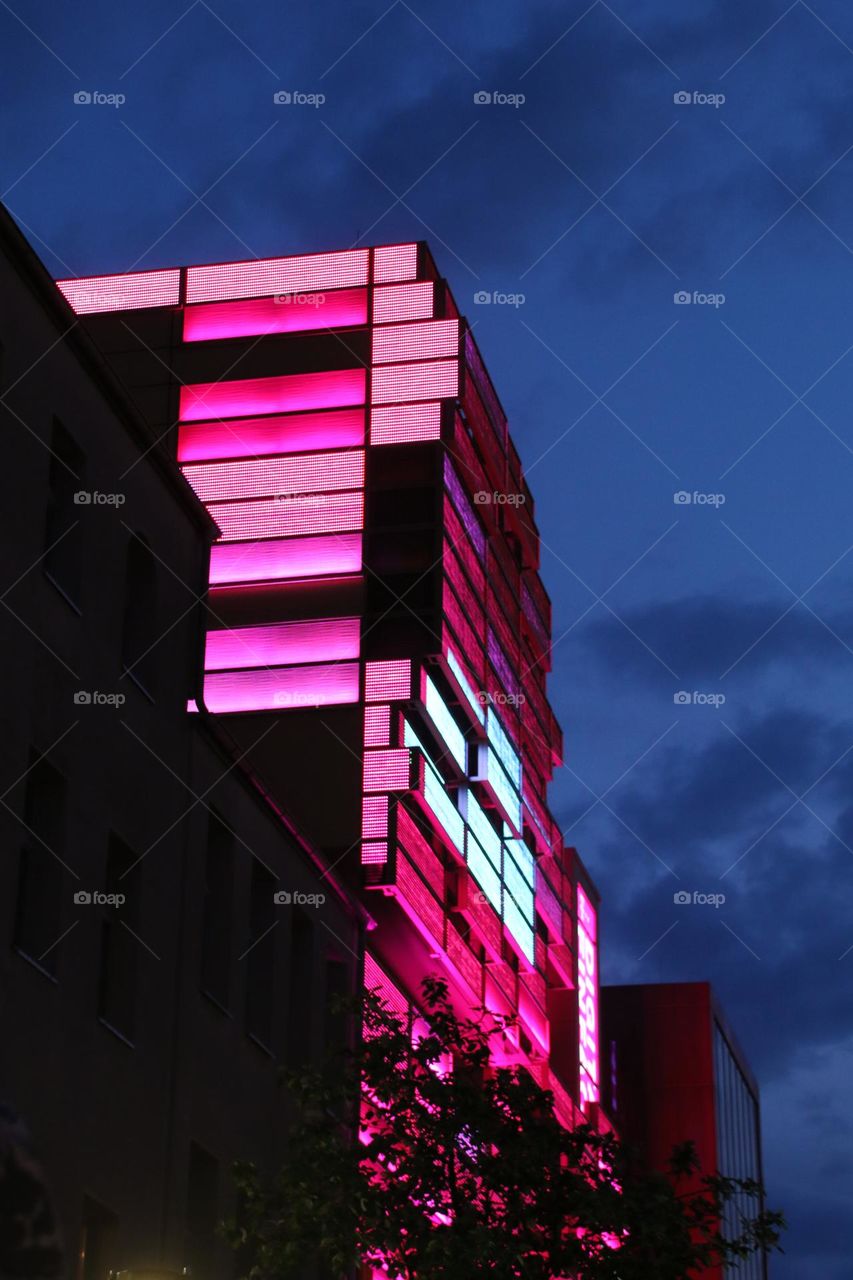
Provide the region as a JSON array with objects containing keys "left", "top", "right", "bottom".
[{"left": 3, "top": 1, "right": 853, "bottom": 1273}]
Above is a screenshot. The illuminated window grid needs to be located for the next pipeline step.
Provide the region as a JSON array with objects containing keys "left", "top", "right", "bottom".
[
  {"left": 397, "top": 804, "right": 445, "bottom": 898},
  {"left": 370, "top": 402, "right": 442, "bottom": 446},
  {"left": 181, "top": 449, "right": 365, "bottom": 503},
  {"left": 483, "top": 746, "right": 522, "bottom": 835},
  {"left": 406, "top": 729, "right": 465, "bottom": 859},
  {"left": 182, "top": 287, "right": 368, "bottom": 342},
  {"left": 442, "top": 582, "right": 484, "bottom": 673},
  {"left": 444, "top": 542, "right": 486, "bottom": 640},
  {"left": 465, "top": 827, "right": 502, "bottom": 920},
  {"left": 502, "top": 890, "right": 535, "bottom": 965},
  {"left": 372, "top": 281, "right": 434, "bottom": 324},
  {"left": 372, "top": 243, "right": 419, "bottom": 284},
  {"left": 364, "top": 704, "right": 391, "bottom": 747},
  {"left": 443, "top": 499, "right": 486, "bottom": 592},
  {"left": 361, "top": 840, "right": 388, "bottom": 866},
  {"left": 57, "top": 268, "right": 181, "bottom": 314},
  {"left": 363, "top": 748, "right": 411, "bottom": 792},
  {"left": 420, "top": 672, "right": 468, "bottom": 774},
  {"left": 465, "top": 789, "right": 502, "bottom": 871},
  {"left": 372, "top": 319, "right": 460, "bottom": 365},
  {"left": 206, "top": 491, "right": 364, "bottom": 542},
  {"left": 396, "top": 848, "right": 446, "bottom": 953},
  {"left": 208, "top": 532, "right": 363, "bottom": 586},
  {"left": 179, "top": 368, "right": 366, "bottom": 422},
  {"left": 371, "top": 359, "right": 459, "bottom": 406},
  {"left": 486, "top": 705, "right": 522, "bottom": 793},
  {"left": 176, "top": 409, "right": 365, "bottom": 464},
  {"left": 185, "top": 248, "right": 370, "bottom": 304},
  {"left": 444, "top": 458, "right": 486, "bottom": 560},
  {"left": 362, "top": 794, "right": 389, "bottom": 840},
  {"left": 442, "top": 619, "right": 484, "bottom": 688},
  {"left": 364, "top": 659, "right": 412, "bottom": 702}
]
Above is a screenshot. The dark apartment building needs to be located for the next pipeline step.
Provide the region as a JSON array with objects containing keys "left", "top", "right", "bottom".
[{"left": 0, "top": 206, "right": 363, "bottom": 1280}]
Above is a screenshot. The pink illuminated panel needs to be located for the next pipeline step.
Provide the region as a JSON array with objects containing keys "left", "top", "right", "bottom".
[
  {"left": 372, "top": 319, "right": 459, "bottom": 365},
  {"left": 183, "top": 288, "right": 368, "bottom": 341},
  {"left": 181, "top": 449, "right": 365, "bottom": 502},
  {"left": 209, "top": 533, "right": 362, "bottom": 585},
  {"left": 204, "top": 616, "right": 359, "bottom": 670},
  {"left": 56, "top": 269, "right": 181, "bottom": 314},
  {"left": 577, "top": 885, "right": 600, "bottom": 1109},
  {"left": 207, "top": 491, "right": 363, "bottom": 542},
  {"left": 361, "top": 840, "right": 388, "bottom": 865},
  {"left": 201, "top": 661, "right": 359, "bottom": 713},
  {"left": 179, "top": 368, "right": 366, "bottom": 421},
  {"left": 185, "top": 249, "right": 369, "bottom": 304},
  {"left": 364, "top": 659, "right": 412, "bottom": 702},
  {"left": 373, "top": 282, "right": 434, "bottom": 324},
  {"left": 177, "top": 409, "right": 364, "bottom": 463},
  {"left": 363, "top": 748, "right": 411, "bottom": 791},
  {"left": 362, "top": 794, "right": 389, "bottom": 839},
  {"left": 371, "top": 360, "right": 458, "bottom": 405},
  {"left": 373, "top": 243, "right": 418, "bottom": 284},
  {"left": 370, "top": 402, "right": 442, "bottom": 445},
  {"left": 364, "top": 704, "right": 391, "bottom": 746}
]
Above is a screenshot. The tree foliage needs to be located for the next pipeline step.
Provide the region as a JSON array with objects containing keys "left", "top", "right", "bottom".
[{"left": 225, "top": 977, "right": 784, "bottom": 1279}]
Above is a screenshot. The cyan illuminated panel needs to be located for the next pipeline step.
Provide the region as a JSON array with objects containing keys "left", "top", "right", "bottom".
[{"left": 421, "top": 673, "right": 468, "bottom": 773}]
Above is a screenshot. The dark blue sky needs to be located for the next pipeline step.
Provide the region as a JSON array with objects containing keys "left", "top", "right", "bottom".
[{"left": 3, "top": 1, "right": 852, "bottom": 1272}]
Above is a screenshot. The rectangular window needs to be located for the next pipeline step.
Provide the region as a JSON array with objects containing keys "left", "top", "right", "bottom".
[
  {"left": 200, "top": 811, "right": 234, "bottom": 1008},
  {"left": 14, "top": 754, "right": 67, "bottom": 975},
  {"left": 44, "top": 419, "right": 85, "bottom": 605},
  {"left": 98, "top": 834, "right": 139, "bottom": 1041},
  {"left": 245, "top": 859, "right": 276, "bottom": 1048}
]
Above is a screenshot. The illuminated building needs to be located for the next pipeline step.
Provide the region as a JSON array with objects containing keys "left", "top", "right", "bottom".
[{"left": 59, "top": 242, "right": 605, "bottom": 1135}]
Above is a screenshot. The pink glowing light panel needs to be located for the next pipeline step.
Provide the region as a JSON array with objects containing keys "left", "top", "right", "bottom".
[
  {"left": 56, "top": 269, "right": 181, "bottom": 314},
  {"left": 209, "top": 533, "right": 362, "bottom": 585},
  {"left": 201, "top": 661, "right": 360, "bottom": 713},
  {"left": 363, "top": 749, "right": 411, "bottom": 791},
  {"left": 362, "top": 794, "right": 390, "bottom": 839},
  {"left": 181, "top": 449, "right": 365, "bottom": 503},
  {"left": 204, "top": 616, "right": 360, "bottom": 670},
  {"left": 370, "top": 402, "right": 442, "bottom": 446},
  {"left": 186, "top": 249, "right": 369, "bottom": 304},
  {"left": 364, "top": 659, "right": 412, "bottom": 702},
  {"left": 577, "top": 885, "right": 600, "bottom": 1109},
  {"left": 179, "top": 368, "right": 366, "bottom": 421},
  {"left": 373, "top": 282, "right": 434, "bottom": 324},
  {"left": 183, "top": 287, "right": 368, "bottom": 342},
  {"left": 364, "top": 704, "right": 392, "bottom": 747},
  {"left": 372, "top": 319, "right": 460, "bottom": 365},
  {"left": 207, "top": 491, "right": 363, "bottom": 542},
  {"left": 371, "top": 359, "right": 459, "bottom": 405},
  {"left": 372, "top": 243, "right": 419, "bottom": 284},
  {"left": 177, "top": 408, "right": 365, "bottom": 463}
]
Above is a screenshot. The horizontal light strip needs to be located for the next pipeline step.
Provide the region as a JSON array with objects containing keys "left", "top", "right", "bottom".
[
  {"left": 183, "top": 287, "right": 368, "bottom": 341},
  {"left": 207, "top": 491, "right": 363, "bottom": 542},
  {"left": 181, "top": 449, "right": 365, "bottom": 502},
  {"left": 372, "top": 319, "right": 459, "bottom": 365},
  {"left": 364, "top": 748, "right": 411, "bottom": 791},
  {"left": 204, "top": 616, "right": 360, "bottom": 670},
  {"left": 364, "top": 659, "right": 411, "bottom": 702},
  {"left": 201, "top": 661, "right": 359, "bottom": 713},
  {"left": 373, "top": 281, "right": 434, "bottom": 323},
  {"left": 209, "top": 533, "right": 362, "bottom": 585},
  {"left": 179, "top": 368, "right": 366, "bottom": 421},
  {"left": 371, "top": 359, "right": 458, "bottom": 405},
  {"left": 186, "top": 249, "right": 369, "bottom": 303},
  {"left": 370, "top": 402, "right": 441, "bottom": 445},
  {"left": 373, "top": 243, "right": 418, "bottom": 284},
  {"left": 56, "top": 269, "right": 181, "bottom": 314},
  {"left": 177, "top": 409, "right": 365, "bottom": 463}
]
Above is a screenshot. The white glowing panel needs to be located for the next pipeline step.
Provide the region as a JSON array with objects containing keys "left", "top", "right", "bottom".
[
  {"left": 423, "top": 675, "right": 467, "bottom": 773},
  {"left": 446, "top": 648, "right": 485, "bottom": 725}
]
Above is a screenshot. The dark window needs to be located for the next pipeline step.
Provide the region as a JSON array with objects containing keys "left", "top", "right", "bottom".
[
  {"left": 121, "top": 533, "right": 158, "bottom": 694},
  {"left": 44, "top": 418, "right": 84, "bottom": 605},
  {"left": 97, "top": 834, "right": 139, "bottom": 1042},
  {"left": 13, "top": 754, "right": 67, "bottom": 975},
  {"left": 245, "top": 859, "right": 276, "bottom": 1048},
  {"left": 200, "top": 811, "right": 234, "bottom": 1008},
  {"left": 186, "top": 1142, "right": 219, "bottom": 1278},
  {"left": 285, "top": 909, "right": 314, "bottom": 1066},
  {"left": 76, "top": 1196, "right": 117, "bottom": 1280}
]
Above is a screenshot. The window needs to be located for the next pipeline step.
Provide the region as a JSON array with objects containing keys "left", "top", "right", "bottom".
[
  {"left": 44, "top": 418, "right": 84, "bottom": 605},
  {"left": 200, "top": 811, "right": 234, "bottom": 1008},
  {"left": 186, "top": 1142, "right": 219, "bottom": 1278},
  {"left": 285, "top": 909, "right": 314, "bottom": 1066},
  {"left": 245, "top": 859, "right": 276, "bottom": 1048},
  {"left": 97, "top": 834, "right": 139, "bottom": 1042},
  {"left": 13, "top": 754, "right": 67, "bottom": 975},
  {"left": 76, "top": 1196, "right": 117, "bottom": 1280},
  {"left": 121, "top": 533, "right": 158, "bottom": 694}
]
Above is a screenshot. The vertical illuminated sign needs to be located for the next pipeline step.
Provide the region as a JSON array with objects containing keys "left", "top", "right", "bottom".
[{"left": 577, "top": 885, "right": 599, "bottom": 1109}]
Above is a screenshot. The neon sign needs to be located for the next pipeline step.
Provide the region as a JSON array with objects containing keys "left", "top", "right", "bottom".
[{"left": 577, "top": 885, "right": 599, "bottom": 1109}]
